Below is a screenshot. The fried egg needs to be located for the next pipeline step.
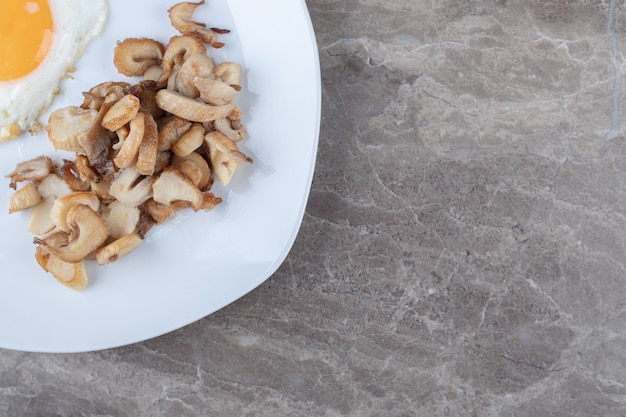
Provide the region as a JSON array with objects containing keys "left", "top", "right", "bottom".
[{"left": 0, "top": 0, "right": 108, "bottom": 141}]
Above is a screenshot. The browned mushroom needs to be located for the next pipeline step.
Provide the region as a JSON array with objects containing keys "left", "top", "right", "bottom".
[
  {"left": 38, "top": 204, "right": 109, "bottom": 263},
  {"left": 103, "top": 200, "right": 141, "bottom": 239},
  {"left": 172, "top": 151, "right": 212, "bottom": 190},
  {"left": 47, "top": 106, "right": 108, "bottom": 156},
  {"left": 81, "top": 81, "right": 130, "bottom": 111},
  {"left": 136, "top": 110, "right": 159, "bottom": 176},
  {"left": 96, "top": 233, "right": 143, "bottom": 265},
  {"left": 50, "top": 191, "right": 101, "bottom": 232},
  {"left": 29, "top": 174, "right": 73, "bottom": 235},
  {"left": 113, "top": 111, "right": 145, "bottom": 169},
  {"left": 113, "top": 37, "right": 166, "bottom": 77},
  {"left": 171, "top": 123, "right": 204, "bottom": 157},
  {"left": 109, "top": 166, "right": 154, "bottom": 207},
  {"left": 195, "top": 77, "right": 238, "bottom": 106},
  {"left": 152, "top": 166, "right": 204, "bottom": 211},
  {"left": 157, "top": 115, "right": 192, "bottom": 152},
  {"left": 167, "top": 0, "right": 228, "bottom": 47},
  {"left": 176, "top": 53, "right": 215, "bottom": 98},
  {"left": 160, "top": 34, "right": 206, "bottom": 83},
  {"left": 204, "top": 130, "right": 251, "bottom": 186},
  {"left": 156, "top": 89, "right": 236, "bottom": 122},
  {"left": 101, "top": 94, "right": 141, "bottom": 132},
  {"left": 5, "top": 155, "right": 53, "bottom": 189},
  {"left": 8, "top": 183, "right": 42, "bottom": 214},
  {"left": 35, "top": 246, "right": 88, "bottom": 290}
]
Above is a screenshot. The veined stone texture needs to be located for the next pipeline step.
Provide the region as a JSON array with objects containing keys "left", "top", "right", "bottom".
[{"left": 2, "top": 0, "right": 626, "bottom": 416}]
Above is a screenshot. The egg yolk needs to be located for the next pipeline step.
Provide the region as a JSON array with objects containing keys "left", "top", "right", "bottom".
[{"left": 0, "top": 0, "right": 53, "bottom": 81}]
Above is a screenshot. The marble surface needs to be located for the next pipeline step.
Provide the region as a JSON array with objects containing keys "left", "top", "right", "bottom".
[{"left": 2, "top": 0, "right": 626, "bottom": 415}]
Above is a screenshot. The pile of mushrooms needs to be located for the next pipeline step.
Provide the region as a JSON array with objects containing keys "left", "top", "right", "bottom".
[{"left": 5, "top": 1, "right": 251, "bottom": 290}]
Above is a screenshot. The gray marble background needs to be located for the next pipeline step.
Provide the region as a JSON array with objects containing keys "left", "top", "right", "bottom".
[{"left": 2, "top": 0, "right": 626, "bottom": 415}]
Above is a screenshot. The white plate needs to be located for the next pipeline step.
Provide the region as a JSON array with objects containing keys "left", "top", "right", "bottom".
[{"left": 0, "top": 0, "right": 320, "bottom": 353}]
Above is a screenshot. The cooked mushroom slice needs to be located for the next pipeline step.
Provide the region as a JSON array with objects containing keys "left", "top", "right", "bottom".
[
  {"left": 144, "top": 65, "right": 165, "bottom": 85},
  {"left": 35, "top": 246, "right": 88, "bottom": 291},
  {"left": 5, "top": 155, "right": 53, "bottom": 189},
  {"left": 96, "top": 233, "right": 143, "bottom": 265},
  {"left": 167, "top": 0, "right": 228, "bottom": 46},
  {"left": 176, "top": 53, "right": 215, "bottom": 98},
  {"left": 50, "top": 192, "right": 100, "bottom": 232},
  {"left": 81, "top": 81, "right": 130, "bottom": 111},
  {"left": 156, "top": 89, "right": 237, "bottom": 122},
  {"left": 157, "top": 115, "right": 192, "bottom": 152},
  {"left": 103, "top": 200, "right": 140, "bottom": 240},
  {"left": 201, "top": 192, "right": 222, "bottom": 211},
  {"left": 135, "top": 212, "right": 157, "bottom": 239},
  {"left": 195, "top": 77, "right": 238, "bottom": 106},
  {"left": 136, "top": 110, "right": 159, "bottom": 176},
  {"left": 29, "top": 174, "right": 73, "bottom": 235},
  {"left": 113, "top": 111, "right": 145, "bottom": 169},
  {"left": 47, "top": 106, "right": 101, "bottom": 153},
  {"left": 214, "top": 117, "right": 246, "bottom": 142},
  {"left": 61, "top": 160, "right": 91, "bottom": 191},
  {"left": 204, "top": 131, "right": 252, "bottom": 186},
  {"left": 113, "top": 37, "right": 165, "bottom": 77},
  {"left": 160, "top": 34, "right": 206, "bottom": 83},
  {"left": 109, "top": 166, "right": 154, "bottom": 207},
  {"left": 172, "top": 151, "right": 212, "bottom": 190},
  {"left": 171, "top": 123, "right": 204, "bottom": 157},
  {"left": 40, "top": 204, "right": 109, "bottom": 263},
  {"left": 152, "top": 167, "right": 203, "bottom": 211},
  {"left": 129, "top": 81, "right": 164, "bottom": 119},
  {"left": 214, "top": 62, "right": 242, "bottom": 86},
  {"left": 143, "top": 198, "right": 176, "bottom": 224},
  {"left": 8, "top": 183, "right": 42, "bottom": 214},
  {"left": 101, "top": 94, "right": 141, "bottom": 132}
]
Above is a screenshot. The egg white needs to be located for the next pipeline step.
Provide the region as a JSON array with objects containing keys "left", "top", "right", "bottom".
[{"left": 0, "top": 0, "right": 108, "bottom": 141}]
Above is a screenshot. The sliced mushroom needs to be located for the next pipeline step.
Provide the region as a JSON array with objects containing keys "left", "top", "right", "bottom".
[
  {"left": 113, "top": 111, "right": 145, "bottom": 169},
  {"left": 113, "top": 37, "right": 165, "bottom": 77},
  {"left": 214, "top": 116, "right": 246, "bottom": 142},
  {"left": 172, "top": 151, "right": 212, "bottom": 190},
  {"left": 160, "top": 34, "right": 206, "bottom": 83},
  {"left": 101, "top": 94, "right": 141, "bottom": 132},
  {"left": 204, "top": 130, "right": 252, "bottom": 186},
  {"left": 143, "top": 198, "right": 175, "bottom": 224},
  {"left": 61, "top": 160, "right": 91, "bottom": 191},
  {"left": 35, "top": 246, "right": 88, "bottom": 291},
  {"left": 171, "top": 123, "right": 204, "bottom": 157},
  {"left": 144, "top": 65, "right": 165, "bottom": 84},
  {"left": 195, "top": 77, "right": 238, "bottom": 106},
  {"left": 176, "top": 53, "right": 215, "bottom": 98},
  {"left": 96, "top": 233, "right": 143, "bottom": 265},
  {"left": 47, "top": 106, "right": 100, "bottom": 154},
  {"left": 129, "top": 80, "right": 164, "bottom": 119},
  {"left": 8, "top": 183, "right": 42, "bottom": 214},
  {"left": 5, "top": 155, "right": 53, "bottom": 189},
  {"left": 109, "top": 166, "right": 154, "bottom": 207},
  {"left": 28, "top": 174, "right": 74, "bottom": 235},
  {"left": 103, "top": 200, "right": 141, "bottom": 239},
  {"left": 157, "top": 115, "right": 192, "bottom": 152},
  {"left": 214, "top": 62, "right": 242, "bottom": 86},
  {"left": 136, "top": 110, "right": 159, "bottom": 176},
  {"left": 156, "top": 89, "right": 237, "bottom": 122},
  {"left": 39, "top": 204, "right": 109, "bottom": 263},
  {"left": 167, "top": 0, "right": 228, "bottom": 47},
  {"left": 152, "top": 166, "right": 203, "bottom": 211},
  {"left": 81, "top": 81, "right": 130, "bottom": 111},
  {"left": 201, "top": 192, "right": 222, "bottom": 211},
  {"left": 50, "top": 191, "right": 100, "bottom": 232}
]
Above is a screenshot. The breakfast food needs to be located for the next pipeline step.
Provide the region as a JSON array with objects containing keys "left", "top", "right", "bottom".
[
  {"left": 5, "top": 1, "right": 251, "bottom": 290},
  {"left": 0, "top": 0, "right": 108, "bottom": 141}
]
